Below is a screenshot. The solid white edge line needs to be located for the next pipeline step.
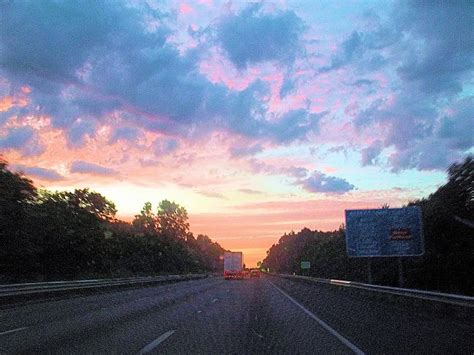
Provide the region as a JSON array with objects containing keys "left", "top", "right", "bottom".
[
  {"left": 269, "top": 281, "right": 365, "bottom": 355},
  {"left": 138, "top": 330, "right": 175, "bottom": 354},
  {"left": 0, "top": 327, "right": 29, "bottom": 336}
]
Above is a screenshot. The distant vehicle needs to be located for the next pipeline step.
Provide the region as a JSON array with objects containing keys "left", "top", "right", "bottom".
[
  {"left": 250, "top": 269, "right": 260, "bottom": 278},
  {"left": 224, "top": 251, "right": 243, "bottom": 280}
]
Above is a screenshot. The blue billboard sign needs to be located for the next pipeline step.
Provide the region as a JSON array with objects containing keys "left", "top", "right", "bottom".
[{"left": 345, "top": 207, "right": 424, "bottom": 257}]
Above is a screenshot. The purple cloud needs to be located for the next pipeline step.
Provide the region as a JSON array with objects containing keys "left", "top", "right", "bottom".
[
  {"left": 217, "top": 4, "right": 304, "bottom": 69},
  {"left": 109, "top": 126, "right": 142, "bottom": 144},
  {"left": 13, "top": 164, "right": 64, "bottom": 181},
  {"left": 68, "top": 119, "right": 96, "bottom": 148},
  {"left": 249, "top": 159, "right": 309, "bottom": 179},
  {"left": 229, "top": 144, "right": 263, "bottom": 158},
  {"left": 361, "top": 140, "right": 383, "bottom": 166},
  {"left": 0, "top": 126, "right": 33, "bottom": 149},
  {"left": 300, "top": 171, "right": 355, "bottom": 194},
  {"left": 0, "top": 1, "right": 323, "bottom": 149},
  {"left": 0, "top": 0, "right": 471, "bottom": 176},
  {"left": 70, "top": 161, "right": 117, "bottom": 176},
  {"left": 395, "top": 1, "right": 474, "bottom": 94},
  {"left": 0, "top": 126, "right": 45, "bottom": 157},
  {"left": 437, "top": 97, "right": 473, "bottom": 151},
  {"left": 153, "top": 138, "right": 179, "bottom": 156}
]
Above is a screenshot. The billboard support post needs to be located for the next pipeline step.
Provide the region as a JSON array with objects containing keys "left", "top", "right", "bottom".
[
  {"left": 398, "top": 257, "right": 404, "bottom": 288},
  {"left": 367, "top": 259, "right": 373, "bottom": 284}
]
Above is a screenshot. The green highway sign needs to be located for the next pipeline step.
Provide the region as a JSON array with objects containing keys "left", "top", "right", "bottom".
[{"left": 300, "top": 261, "right": 311, "bottom": 269}]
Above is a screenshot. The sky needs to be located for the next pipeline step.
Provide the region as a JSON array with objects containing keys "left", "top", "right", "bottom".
[{"left": 0, "top": 0, "right": 472, "bottom": 266}]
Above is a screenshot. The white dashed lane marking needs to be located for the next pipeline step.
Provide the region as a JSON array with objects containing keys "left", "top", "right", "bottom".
[
  {"left": 0, "top": 327, "right": 29, "bottom": 336},
  {"left": 138, "top": 330, "right": 176, "bottom": 354}
]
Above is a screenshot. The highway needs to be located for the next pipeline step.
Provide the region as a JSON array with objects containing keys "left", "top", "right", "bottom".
[{"left": 0, "top": 276, "right": 472, "bottom": 354}]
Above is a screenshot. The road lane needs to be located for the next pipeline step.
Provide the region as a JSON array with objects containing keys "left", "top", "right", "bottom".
[
  {"left": 156, "top": 276, "right": 352, "bottom": 354},
  {"left": 0, "top": 275, "right": 471, "bottom": 354},
  {"left": 269, "top": 281, "right": 364, "bottom": 354},
  {"left": 0, "top": 277, "right": 226, "bottom": 353},
  {"left": 0, "top": 276, "right": 354, "bottom": 354},
  {"left": 268, "top": 276, "right": 474, "bottom": 354}
]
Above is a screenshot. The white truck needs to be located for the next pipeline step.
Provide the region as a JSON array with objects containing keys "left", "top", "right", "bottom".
[{"left": 224, "top": 251, "right": 243, "bottom": 280}]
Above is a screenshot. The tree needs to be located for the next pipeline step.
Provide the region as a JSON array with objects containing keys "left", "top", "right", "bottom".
[
  {"left": 0, "top": 159, "right": 228, "bottom": 281},
  {"left": 67, "top": 188, "right": 117, "bottom": 221},
  {"left": 156, "top": 200, "right": 189, "bottom": 239},
  {"left": 0, "top": 158, "right": 39, "bottom": 280},
  {"left": 30, "top": 189, "right": 115, "bottom": 279},
  {"left": 133, "top": 202, "right": 157, "bottom": 234}
]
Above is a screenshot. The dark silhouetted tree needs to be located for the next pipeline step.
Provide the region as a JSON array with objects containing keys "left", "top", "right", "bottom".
[
  {"left": 156, "top": 200, "right": 189, "bottom": 240},
  {"left": 133, "top": 202, "right": 157, "bottom": 234}
]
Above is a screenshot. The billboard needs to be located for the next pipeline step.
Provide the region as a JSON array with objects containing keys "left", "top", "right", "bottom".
[{"left": 345, "top": 207, "right": 424, "bottom": 257}]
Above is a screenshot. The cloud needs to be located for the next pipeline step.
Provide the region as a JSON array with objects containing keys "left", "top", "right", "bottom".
[
  {"left": 249, "top": 159, "right": 309, "bottom": 179},
  {"left": 299, "top": 171, "right": 355, "bottom": 194},
  {"left": 267, "top": 109, "right": 326, "bottom": 143},
  {"left": 139, "top": 158, "right": 161, "bottom": 168},
  {"left": 109, "top": 126, "right": 142, "bottom": 144},
  {"left": 238, "top": 188, "right": 264, "bottom": 195},
  {"left": 197, "top": 190, "right": 226, "bottom": 199},
  {"left": 229, "top": 144, "right": 263, "bottom": 158},
  {"left": 285, "top": 166, "right": 310, "bottom": 179},
  {"left": 0, "top": 126, "right": 45, "bottom": 157},
  {"left": 317, "top": 4, "right": 473, "bottom": 171},
  {"left": 279, "top": 77, "right": 296, "bottom": 98},
  {"left": 13, "top": 164, "right": 64, "bottom": 181},
  {"left": 0, "top": 126, "right": 33, "bottom": 149},
  {"left": 153, "top": 138, "right": 179, "bottom": 156},
  {"left": 0, "top": 1, "right": 169, "bottom": 136},
  {"left": 68, "top": 119, "right": 96, "bottom": 148},
  {"left": 217, "top": 4, "right": 304, "bottom": 69},
  {"left": 361, "top": 140, "right": 383, "bottom": 166},
  {"left": 388, "top": 139, "right": 454, "bottom": 172},
  {"left": 437, "top": 97, "right": 474, "bottom": 151},
  {"left": 0, "top": 1, "right": 320, "bottom": 149},
  {"left": 320, "top": 31, "right": 363, "bottom": 73},
  {"left": 352, "top": 79, "right": 375, "bottom": 87},
  {"left": 394, "top": 1, "right": 474, "bottom": 95},
  {"left": 354, "top": 89, "right": 471, "bottom": 171},
  {"left": 70, "top": 160, "right": 117, "bottom": 176},
  {"left": 1, "top": 0, "right": 470, "bottom": 178},
  {"left": 319, "top": 25, "right": 396, "bottom": 74}
]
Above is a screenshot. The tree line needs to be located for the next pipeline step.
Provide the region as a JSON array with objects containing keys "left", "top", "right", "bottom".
[
  {"left": 262, "top": 156, "right": 473, "bottom": 295},
  {"left": 0, "top": 158, "right": 226, "bottom": 282}
]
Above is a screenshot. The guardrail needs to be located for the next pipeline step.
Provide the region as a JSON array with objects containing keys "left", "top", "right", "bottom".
[
  {"left": 270, "top": 274, "right": 474, "bottom": 308},
  {"left": 0, "top": 274, "right": 210, "bottom": 304}
]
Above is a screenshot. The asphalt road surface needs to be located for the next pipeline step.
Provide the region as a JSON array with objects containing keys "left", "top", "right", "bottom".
[{"left": 0, "top": 275, "right": 472, "bottom": 354}]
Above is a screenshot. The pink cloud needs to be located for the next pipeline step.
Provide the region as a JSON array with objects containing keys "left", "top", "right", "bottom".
[
  {"left": 199, "top": 55, "right": 255, "bottom": 90},
  {"left": 0, "top": 96, "right": 14, "bottom": 112},
  {"left": 323, "top": 166, "right": 337, "bottom": 173},
  {"left": 179, "top": 3, "right": 193, "bottom": 15}
]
